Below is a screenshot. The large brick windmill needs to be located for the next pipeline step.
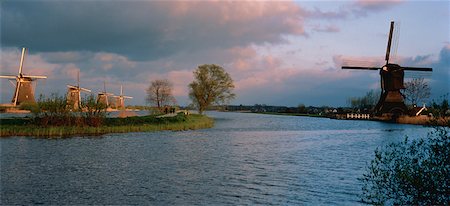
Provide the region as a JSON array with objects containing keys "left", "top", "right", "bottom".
[
  {"left": 342, "top": 21, "right": 432, "bottom": 116},
  {"left": 0, "top": 47, "right": 47, "bottom": 106}
]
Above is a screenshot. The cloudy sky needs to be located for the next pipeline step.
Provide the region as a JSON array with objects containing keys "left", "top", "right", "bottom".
[{"left": 1, "top": 0, "right": 448, "bottom": 107}]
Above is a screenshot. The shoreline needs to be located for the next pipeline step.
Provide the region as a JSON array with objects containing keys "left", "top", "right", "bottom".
[
  {"left": 246, "top": 111, "right": 449, "bottom": 127},
  {"left": 0, "top": 114, "right": 213, "bottom": 138}
]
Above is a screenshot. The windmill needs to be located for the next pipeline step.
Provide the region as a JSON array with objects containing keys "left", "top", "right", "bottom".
[
  {"left": 66, "top": 71, "right": 91, "bottom": 110},
  {"left": 97, "top": 81, "right": 114, "bottom": 107},
  {"left": 0, "top": 47, "right": 47, "bottom": 106},
  {"left": 342, "top": 21, "right": 432, "bottom": 116},
  {"left": 113, "top": 85, "right": 133, "bottom": 110}
]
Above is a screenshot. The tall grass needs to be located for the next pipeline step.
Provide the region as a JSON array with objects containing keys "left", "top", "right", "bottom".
[{"left": 0, "top": 114, "right": 213, "bottom": 138}]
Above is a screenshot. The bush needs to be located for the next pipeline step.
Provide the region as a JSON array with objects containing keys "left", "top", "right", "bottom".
[
  {"left": 361, "top": 127, "right": 450, "bottom": 205},
  {"left": 32, "top": 94, "right": 107, "bottom": 127}
]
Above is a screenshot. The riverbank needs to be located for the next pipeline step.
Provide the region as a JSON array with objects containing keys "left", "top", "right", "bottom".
[
  {"left": 251, "top": 112, "right": 325, "bottom": 118},
  {"left": 0, "top": 114, "right": 213, "bottom": 138},
  {"left": 252, "top": 111, "right": 449, "bottom": 126}
]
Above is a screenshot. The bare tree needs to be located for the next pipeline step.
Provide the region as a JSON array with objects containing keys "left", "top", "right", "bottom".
[
  {"left": 402, "top": 77, "right": 431, "bottom": 106},
  {"left": 146, "top": 79, "right": 175, "bottom": 111}
]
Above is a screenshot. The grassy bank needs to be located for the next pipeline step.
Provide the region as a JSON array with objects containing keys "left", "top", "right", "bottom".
[{"left": 0, "top": 114, "right": 213, "bottom": 138}]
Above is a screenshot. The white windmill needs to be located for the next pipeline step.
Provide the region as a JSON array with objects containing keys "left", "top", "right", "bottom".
[
  {"left": 113, "top": 85, "right": 133, "bottom": 110},
  {"left": 97, "top": 81, "right": 114, "bottom": 107},
  {"left": 0, "top": 47, "right": 47, "bottom": 106},
  {"left": 66, "top": 71, "right": 91, "bottom": 110}
]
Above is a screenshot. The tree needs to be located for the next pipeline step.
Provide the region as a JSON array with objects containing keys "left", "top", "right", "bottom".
[
  {"left": 188, "top": 64, "right": 235, "bottom": 114},
  {"left": 402, "top": 77, "right": 431, "bottom": 106},
  {"left": 348, "top": 90, "right": 379, "bottom": 111},
  {"left": 361, "top": 127, "right": 449, "bottom": 205},
  {"left": 146, "top": 79, "right": 176, "bottom": 111}
]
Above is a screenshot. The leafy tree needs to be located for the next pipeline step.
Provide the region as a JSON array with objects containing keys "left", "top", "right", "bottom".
[
  {"left": 361, "top": 127, "right": 450, "bottom": 205},
  {"left": 146, "top": 79, "right": 176, "bottom": 111},
  {"left": 402, "top": 77, "right": 431, "bottom": 106},
  {"left": 188, "top": 64, "right": 235, "bottom": 114}
]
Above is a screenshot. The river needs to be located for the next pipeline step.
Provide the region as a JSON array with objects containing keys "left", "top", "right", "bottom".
[{"left": 0, "top": 111, "right": 432, "bottom": 205}]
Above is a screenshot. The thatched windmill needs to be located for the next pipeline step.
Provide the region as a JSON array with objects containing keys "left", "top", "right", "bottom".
[
  {"left": 342, "top": 21, "right": 432, "bottom": 115},
  {"left": 113, "top": 85, "right": 133, "bottom": 110},
  {"left": 66, "top": 71, "right": 91, "bottom": 110},
  {"left": 97, "top": 81, "right": 114, "bottom": 107},
  {"left": 0, "top": 47, "right": 47, "bottom": 106}
]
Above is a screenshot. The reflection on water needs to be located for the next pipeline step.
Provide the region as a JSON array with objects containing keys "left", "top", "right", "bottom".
[{"left": 1, "top": 111, "right": 431, "bottom": 205}]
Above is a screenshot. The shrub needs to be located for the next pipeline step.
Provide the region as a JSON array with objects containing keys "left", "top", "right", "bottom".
[
  {"left": 361, "top": 127, "right": 450, "bottom": 205},
  {"left": 32, "top": 94, "right": 107, "bottom": 127}
]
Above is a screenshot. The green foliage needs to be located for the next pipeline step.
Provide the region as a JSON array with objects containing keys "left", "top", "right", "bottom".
[
  {"left": 32, "top": 93, "right": 107, "bottom": 127},
  {"left": 361, "top": 127, "right": 450, "bottom": 205},
  {"left": 18, "top": 102, "right": 39, "bottom": 112},
  {"left": 81, "top": 95, "right": 107, "bottom": 127},
  {"left": 189, "top": 64, "right": 235, "bottom": 114}
]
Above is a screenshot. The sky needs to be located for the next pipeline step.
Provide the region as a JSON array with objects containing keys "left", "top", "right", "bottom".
[{"left": 1, "top": 0, "right": 449, "bottom": 107}]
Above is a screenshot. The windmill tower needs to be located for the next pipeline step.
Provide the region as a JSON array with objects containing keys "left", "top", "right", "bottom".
[
  {"left": 66, "top": 71, "right": 91, "bottom": 110},
  {"left": 342, "top": 21, "right": 432, "bottom": 116},
  {"left": 113, "top": 85, "right": 133, "bottom": 110},
  {"left": 0, "top": 47, "right": 47, "bottom": 106},
  {"left": 97, "top": 81, "right": 114, "bottom": 107}
]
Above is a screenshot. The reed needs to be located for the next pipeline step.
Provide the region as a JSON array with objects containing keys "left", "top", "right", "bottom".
[{"left": 0, "top": 114, "right": 213, "bottom": 138}]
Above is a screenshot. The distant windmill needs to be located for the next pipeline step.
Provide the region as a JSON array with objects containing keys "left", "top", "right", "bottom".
[
  {"left": 97, "top": 81, "right": 114, "bottom": 107},
  {"left": 342, "top": 21, "right": 432, "bottom": 115},
  {"left": 113, "top": 85, "right": 133, "bottom": 110},
  {"left": 0, "top": 47, "right": 47, "bottom": 106},
  {"left": 66, "top": 71, "right": 91, "bottom": 110}
]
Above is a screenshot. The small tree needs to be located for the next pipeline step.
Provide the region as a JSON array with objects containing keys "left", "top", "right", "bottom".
[
  {"left": 402, "top": 77, "right": 431, "bottom": 106},
  {"left": 188, "top": 64, "right": 235, "bottom": 114},
  {"left": 146, "top": 79, "right": 176, "bottom": 111}
]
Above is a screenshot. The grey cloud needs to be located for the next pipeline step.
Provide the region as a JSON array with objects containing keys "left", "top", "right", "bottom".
[{"left": 1, "top": 1, "right": 306, "bottom": 61}]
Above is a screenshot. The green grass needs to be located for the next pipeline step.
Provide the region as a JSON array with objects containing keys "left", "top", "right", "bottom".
[{"left": 0, "top": 114, "right": 213, "bottom": 138}]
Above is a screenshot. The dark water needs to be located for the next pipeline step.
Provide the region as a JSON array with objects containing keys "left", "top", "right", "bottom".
[{"left": 1, "top": 112, "right": 431, "bottom": 205}]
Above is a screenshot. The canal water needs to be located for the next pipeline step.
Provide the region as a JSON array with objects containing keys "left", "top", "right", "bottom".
[{"left": 1, "top": 112, "right": 431, "bottom": 205}]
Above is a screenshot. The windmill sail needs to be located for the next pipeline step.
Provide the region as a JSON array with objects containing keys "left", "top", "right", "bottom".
[{"left": 0, "top": 47, "right": 47, "bottom": 106}]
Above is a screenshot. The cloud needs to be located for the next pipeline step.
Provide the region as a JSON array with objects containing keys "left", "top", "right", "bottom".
[
  {"left": 312, "top": 25, "right": 340, "bottom": 33},
  {"left": 1, "top": 1, "right": 306, "bottom": 61}
]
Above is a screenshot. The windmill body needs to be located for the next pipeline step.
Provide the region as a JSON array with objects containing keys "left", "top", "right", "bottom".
[
  {"left": 66, "top": 72, "right": 91, "bottom": 110},
  {"left": 342, "top": 21, "right": 432, "bottom": 116},
  {"left": 97, "top": 82, "right": 114, "bottom": 108},
  {"left": 0, "top": 47, "right": 47, "bottom": 106},
  {"left": 113, "top": 85, "right": 133, "bottom": 110}
]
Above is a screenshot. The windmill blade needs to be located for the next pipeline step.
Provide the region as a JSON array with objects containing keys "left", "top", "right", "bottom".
[
  {"left": 67, "top": 84, "right": 78, "bottom": 89},
  {"left": 0, "top": 75, "right": 17, "bottom": 79},
  {"left": 18, "top": 47, "right": 26, "bottom": 75},
  {"left": 402, "top": 67, "right": 432, "bottom": 72},
  {"left": 342, "top": 66, "right": 379, "bottom": 70},
  {"left": 123, "top": 96, "right": 133, "bottom": 99},
  {"left": 80, "top": 87, "right": 91, "bottom": 93},
  {"left": 22, "top": 75, "right": 47, "bottom": 79},
  {"left": 390, "top": 21, "right": 401, "bottom": 63},
  {"left": 385, "top": 21, "right": 394, "bottom": 64}
]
